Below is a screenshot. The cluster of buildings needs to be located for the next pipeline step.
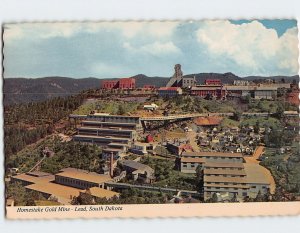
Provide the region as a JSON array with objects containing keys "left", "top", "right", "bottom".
[
  {"left": 72, "top": 113, "right": 156, "bottom": 183},
  {"left": 177, "top": 151, "right": 270, "bottom": 201},
  {"left": 156, "top": 64, "right": 296, "bottom": 102},
  {"left": 191, "top": 79, "right": 291, "bottom": 100},
  {"left": 10, "top": 168, "right": 119, "bottom": 205},
  {"left": 99, "top": 64, "right": 297, "bottom": 104},
  {"left": 193, "top": 117, "right": 261, "bottom": 155}
]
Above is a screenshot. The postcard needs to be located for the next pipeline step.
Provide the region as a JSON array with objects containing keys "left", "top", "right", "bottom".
[{"left": 3, "top": 20, "right": 300, "bottom": 219}]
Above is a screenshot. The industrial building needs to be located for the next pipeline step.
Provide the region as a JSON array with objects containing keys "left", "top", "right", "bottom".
[
  {"left": 158, "top": 87, "right": 183, "bottom": 97},
  {"left": 73, "top": 113, "right": 143, "bottom": 158},
  {"left": 166, "top": 64, "right": 196, "bottom": 88},
  {"left": 11, "top": 168, "right": 119, "bottom": 205},
  {"left": 177, "top": 151, "right": 270, "bottom": 201},
  {"left": 55, "top": 168, "right": 113, "bottom": 190},
  {"left": 101, "top": 78, "right": 136, "bottom": 89}
]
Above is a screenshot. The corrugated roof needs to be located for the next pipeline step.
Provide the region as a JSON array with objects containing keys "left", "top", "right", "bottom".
[
  {"left": 158, "top": 87, "right": 181, "bottom": 91},
  {"left": 204, "top": 183, "right": 250, "bottom": 189},
  {"left": 82, "top": 121, "right": 137, "bottom": 126},
  {"left": 191, "top": 86, "right": 222, "bottom": 91},
  {"left": 204, "top": 175, "right": 247, "bottom": 183},
  {"left": 78, "top": 127, "right": 134, "bottom": 132},
  {"left": 121, "top": 160, "right": 153, "bottom": 171},
  {"left": 12, "top": 173, "right": 55, "bottom": 184},
  {"left": 204, "top": 168, "right": 246, "bottom": 176},
  {"left": 204, "top": 162, "right": 244, "bottom": 168},
  {"left": 26, "top": 182, "right": 83, "bottom": 199},
  {"left": 73, "top": 135, "right": 131, "bottom": 141},
  {"left": 56, "top": 168, "right": 112, "bottom": 184},
  {"left": 182, "top": 151, "right": 243, "bottom": 158},
  {"left": 181, "top": 157, "right": 206, "bottom": 163}
]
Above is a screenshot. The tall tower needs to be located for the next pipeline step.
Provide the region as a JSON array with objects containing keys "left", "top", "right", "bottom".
[
  {"left": 166, "top": 64, "right": 183, "bottom": 87},
  {"left": 110, "top": 152, "right": 114, "bottom": 178}
]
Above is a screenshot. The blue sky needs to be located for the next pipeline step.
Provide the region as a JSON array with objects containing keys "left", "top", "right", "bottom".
[{"left": 3, "top": 20, "right": 299, "bottom": 79}]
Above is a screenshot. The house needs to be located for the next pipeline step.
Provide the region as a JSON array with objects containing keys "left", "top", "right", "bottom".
[
  {"left": 167, "top": 142, "right": 194, "bottom": 156},
  {"left": 130, "top": 142, "right": 156, "bottom": 155},
  {"left": 120, "top": 160, "right": 155, "bottom": 183}
]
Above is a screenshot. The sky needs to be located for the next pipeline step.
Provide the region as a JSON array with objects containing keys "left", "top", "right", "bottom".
[{"left": 3, "top": 19, "right": 299, "bottom": 79}]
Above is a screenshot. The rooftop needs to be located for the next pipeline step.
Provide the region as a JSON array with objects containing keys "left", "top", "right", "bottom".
[
  {"left": 181, "top": 151, "right": 243, "bottom": 158},
  {"left": 204, "top": 175, "right": 247, "bottom": 184},
  {"left": 73, "top": 134, "right": 131, "bottom": 141},
  {"left": 204, "top": 183, "right": 250, "bottom": 189},
  {"left": 204, "top": 162, "right": 244, "bottom": 169},
  {"left": 56, "top": 168, "right": 112, "bottom": 184},
  {"left": 12, "top": 173, "right": 55, "bottom": 184},
  {"left": 82, "top": 121, "right": 137, "bottom": 126},
  {"left": 158, "top": 87, "right": 182, "bottom": 91},
  {"left": 26, "top": 182, "right": 83, "bottom": 200},
  {"left": 204, "top": 168, "right": 246, "bottom": 176},
  {"left": 191, "top": 86, "right": 222, "bottom": 90},
  {"left": 78, "top": 127, "right": 134, "bottom": 132},
  {"left": 26, "top": 171, "right": 53, "bottom": 177},
  {"left": 121, "top": 160, "right": 153, "bottom": 171},
  {"left": 83, "top": 187, "right": 119, "bottom": 199},
  {"left": 181, "top": 157, "right": 206, "bottom": 163}
]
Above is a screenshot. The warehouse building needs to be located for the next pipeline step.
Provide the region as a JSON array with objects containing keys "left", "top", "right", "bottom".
[
  {"left": 55, "top": 168, "right": 113, "bottom": 190},
  {"left": 101, "top": 78, "right": 136, "bottom": 89},
  {"left": 158, "top": 87, "right": 183, "bottom": 97},
  {"left": 177, "top": 151, "right": 270, "bottom": 201}
]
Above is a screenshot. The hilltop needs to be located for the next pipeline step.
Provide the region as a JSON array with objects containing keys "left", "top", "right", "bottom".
[{"left": 4, "top": 73, "right": 299, "bottom": 105}]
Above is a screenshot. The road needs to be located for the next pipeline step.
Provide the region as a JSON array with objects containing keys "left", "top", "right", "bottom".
[
  {"left": 186, "top": 130, "right": 200, "bottom": 152},
  {"left": 244, "top": 146, "right": 276, "bottom": 194},
  {"left": 70, "top": 111, "right": 298, "bottom": 122}
]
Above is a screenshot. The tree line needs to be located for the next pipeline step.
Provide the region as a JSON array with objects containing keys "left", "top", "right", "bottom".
[{"left": 4, "top": 93, "right": 87, "bottom": 158}]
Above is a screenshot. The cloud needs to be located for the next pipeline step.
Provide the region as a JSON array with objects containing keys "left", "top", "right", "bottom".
[
  {"left": 123, "top": 41, "right": 180, "bottom": 55},
  {"left": 3, "top": 21, "right": 299, "bottom": 78},
  {"left": 196, "top": 20, "right": 299, "bottom": 75}
]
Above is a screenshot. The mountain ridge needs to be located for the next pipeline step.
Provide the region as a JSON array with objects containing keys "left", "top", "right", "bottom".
[{"left": 4, "top": 73, "right": 299, "bottom": 105}]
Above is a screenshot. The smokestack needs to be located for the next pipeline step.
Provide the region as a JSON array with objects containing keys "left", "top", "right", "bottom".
[{"left": 110, "top": 152, "right": 114, "bottom": 178}]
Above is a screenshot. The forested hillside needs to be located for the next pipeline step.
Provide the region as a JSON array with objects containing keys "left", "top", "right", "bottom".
[
  {"left": 3, "top": 77, "right": 99, "bottom": 105},
  {"left": 4, "top": 93, "right": 87, "bottom": 158}
]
